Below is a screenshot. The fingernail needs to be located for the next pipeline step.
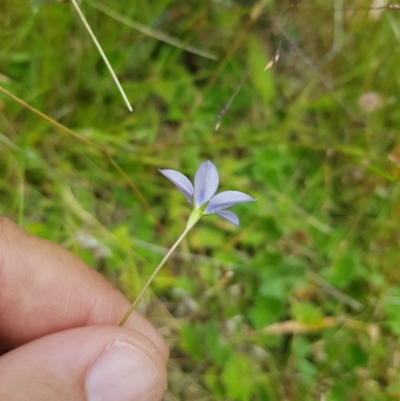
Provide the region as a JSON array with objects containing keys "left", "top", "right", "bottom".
[{"left": 86, "top": 342, "right": 161, "bottom": 401}]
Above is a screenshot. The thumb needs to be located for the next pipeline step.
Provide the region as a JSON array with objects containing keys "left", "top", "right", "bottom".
[{"left": 0, "top": 326, "right": 167, "bottom": 401}]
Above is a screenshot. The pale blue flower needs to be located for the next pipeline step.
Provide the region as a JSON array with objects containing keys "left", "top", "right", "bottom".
[{"left": 159, "top": 161, "right": 256, "bottom": 226}]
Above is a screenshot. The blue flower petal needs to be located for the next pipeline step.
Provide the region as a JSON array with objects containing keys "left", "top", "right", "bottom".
[
  {"left": 194, "top": 161, "right": 219, "bottom": 207},
  {"left": 159, "top": 169, "right": 194, "bottom": 205},
  {"left": 214, "top": 210, "right": 240, "bottom": 226},
  {"left": 205, "top": 191, "right": 256, "bottom": 213}
]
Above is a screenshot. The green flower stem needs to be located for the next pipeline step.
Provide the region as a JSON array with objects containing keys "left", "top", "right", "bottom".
[{"left": 118, "top": 209, "right": 202, "bottom": 326}]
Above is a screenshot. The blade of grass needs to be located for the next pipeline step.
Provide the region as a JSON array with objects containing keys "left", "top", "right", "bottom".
[
  {"left": 85, "top": 0, "right": 219, "bottom": 61},
  {"left": 0, "top": 85, "right": 168, "bottom": 235},
  {"left": 70, "top": 0, "right": 133, "bottom": 112}
]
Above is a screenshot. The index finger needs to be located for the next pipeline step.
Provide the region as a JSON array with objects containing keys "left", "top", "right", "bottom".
[{"left": 0, "top": 217, "right": 168, "bottom": 361}]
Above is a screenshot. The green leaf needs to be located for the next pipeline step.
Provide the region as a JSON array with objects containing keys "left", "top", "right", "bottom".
[
  {"left": 180, "top": 323, "right": 204, "bottom": 361},
  {"left": 222, "top": 355, "right": 254, "bottom": 401},
  {"left": 329, "top": 251, "right": 359, "bottom": 287},
  {"left": 295, "top": 358, "right": 318, "bottom": 386},
  {"left": 383, "top": 287, "right": 400, "bottom": 334},
  {"left": 291, "top": 302, "right": 323, "bottom": 325},
  {"left": 248, "top": 39, "right": 277, "bottom": 105},
  {"left": 175, "top": 275, "right": 197, "bottom": 295},
  {"left": 259, "top": 276, "right": 287, "bottom": 299},
  {"left": 204, "top": 367, "right": 225, "bottom": 398},
  {"left": 344, "top": 344, "right": 368, "bottom": 370},
  {"left": 248, "top": 295, "right": 285, "bottom": 329},
  {"left": 180, "top": 321, "right": 227, "bottom": 363}
]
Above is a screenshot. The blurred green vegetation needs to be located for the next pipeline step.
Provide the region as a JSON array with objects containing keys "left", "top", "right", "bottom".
[{"left": 2, "top": 0, "right": 400, "bottom": 399}]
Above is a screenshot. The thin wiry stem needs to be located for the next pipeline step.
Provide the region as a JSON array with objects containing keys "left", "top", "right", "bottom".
[
  {"left": 118, "top": 225, "right": 192, "bottom": 326},
  {"left": 271, "top": 18, "right": 350, "bottom": 114},
  {"left": 215, "top": 70, "right": 249, "bottom": 131},
  {"left": 70, "top": 0, "right": 133, "bottom": 112}
]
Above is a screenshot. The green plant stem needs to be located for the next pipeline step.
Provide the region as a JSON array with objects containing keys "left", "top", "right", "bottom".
[{"left": 118, "top": 210, "right": 201, "bottom": 326}]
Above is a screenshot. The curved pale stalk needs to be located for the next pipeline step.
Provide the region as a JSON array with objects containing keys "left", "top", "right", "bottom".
[
  {"left": 70, "top": 0, "right": 132, "bottom": 111},
  {"left": 118, "top": 210, "right": 202, "bottom": 326}
]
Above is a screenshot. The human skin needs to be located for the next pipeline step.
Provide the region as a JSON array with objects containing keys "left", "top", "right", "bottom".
[{"left": 0, "top": 217, "right": 168, "bottom": 401}]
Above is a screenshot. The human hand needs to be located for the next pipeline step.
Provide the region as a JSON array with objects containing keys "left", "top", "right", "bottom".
[{"left": 0, "top": 217, "right": 168, "bottom": 401}]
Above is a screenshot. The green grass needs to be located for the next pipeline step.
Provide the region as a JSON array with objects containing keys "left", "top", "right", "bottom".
[{"left": 2, "top": 0, "right": 400, "bottom": 399}]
